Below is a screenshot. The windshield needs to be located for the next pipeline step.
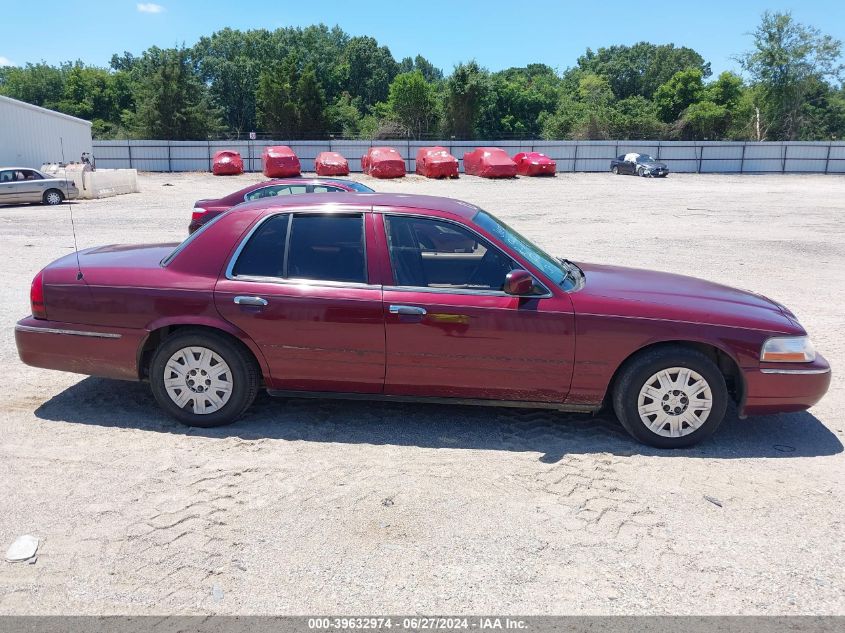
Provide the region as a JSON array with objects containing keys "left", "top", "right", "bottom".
[
  {"left": 637, "top": 154, "right": 657, "bottom": 163},
  {"left": 473, "top": 210, "right": 576, "bottom": 290}
]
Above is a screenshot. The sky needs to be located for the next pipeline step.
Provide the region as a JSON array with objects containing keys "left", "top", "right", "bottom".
[{"left": 1, "top": 1, "right": 844, "bottom": 77}]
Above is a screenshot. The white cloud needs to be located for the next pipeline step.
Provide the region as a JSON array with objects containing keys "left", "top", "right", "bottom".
[
  {"left": 137, "top": 3, "right": 165, "bottom": 13},
  {"left": 0, "top": 56, "right": 15, "bottom": 66}
]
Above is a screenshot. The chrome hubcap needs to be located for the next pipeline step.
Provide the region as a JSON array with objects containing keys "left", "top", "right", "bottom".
[
  {"left": 46, "top": 192, "right": 61, "bottom": 204},
  {"left": 637, "top": 367, "right": 712, "bottom": 438},
  {"left": 163, "top": 346, "right": 233, "bottom": 415}
]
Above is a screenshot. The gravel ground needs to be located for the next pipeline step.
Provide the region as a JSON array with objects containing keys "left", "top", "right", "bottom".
[{"left": 0, "top": 171, "right": 843, "bottom": 615}]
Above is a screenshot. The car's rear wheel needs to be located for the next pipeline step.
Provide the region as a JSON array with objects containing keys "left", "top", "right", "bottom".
[
  {"left": 43, "top": 189, "right": 64, "bottom": 205},
  {"left": 612, "top": 346, "right": 728, "bottom": 448},
  {"left": 611, "top": 166, "right": 619, "bottom": 175},
  {"left": 150, "top": 330, "right": 259, "bottom": 428}
]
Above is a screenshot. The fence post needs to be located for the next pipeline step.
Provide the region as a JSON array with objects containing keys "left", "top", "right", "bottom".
[
  {"left": 825, "top": 142, "right": 832, "bottom": 174},
  {"left": 167, "top": 141, "right": 172, "bottom": 173},
  {"left": 697, "top": 145, "right": 703, "bottom": 173},
  {"left": 127, "top": 142, "right": 133, "bottom": 170},
  {"left": 572, "top": 142, "right": 578, "bottom": 172},
  {"left": 740, "top": 143, "right": 746, "bottom": 174},
  {"left": 782, "top": 144, "right": 787, "bottom": 173},
  {"left": 207, "top": 140, "right": 212, "bottom": 173}
]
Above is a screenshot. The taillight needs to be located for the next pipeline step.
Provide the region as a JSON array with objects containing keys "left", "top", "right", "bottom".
[
  {"left": 31, "top": 271, "right": 46, "bottom": 319},
  {"left": 191, "top": 208, "right": 207, "bottom": 222}
]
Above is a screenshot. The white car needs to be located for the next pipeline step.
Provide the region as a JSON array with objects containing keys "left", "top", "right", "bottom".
[{"left": 0, "top": 167, "right": 80, "bottom": 206}]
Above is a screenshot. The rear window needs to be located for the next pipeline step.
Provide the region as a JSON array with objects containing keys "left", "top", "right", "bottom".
[{"left": 340, "top": 181, "right": 374, "bottom": 193}]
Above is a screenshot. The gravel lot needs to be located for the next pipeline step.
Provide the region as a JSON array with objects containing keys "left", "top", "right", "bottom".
[{"left": 0, "top": 171, "right": 843, "bottom": 615}]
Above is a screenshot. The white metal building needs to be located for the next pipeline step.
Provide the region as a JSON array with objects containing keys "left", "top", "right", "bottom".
[{"left": 0, "top": 95, "right": 93, "bottom": 168}]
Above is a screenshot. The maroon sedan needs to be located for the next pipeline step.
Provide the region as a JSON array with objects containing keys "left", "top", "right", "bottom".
[
  {"left": 16, "top": 194, "right": 830, "bottom": 448},
  {"left": 189, "top": 178, "right": 374, "bottom": 233}
]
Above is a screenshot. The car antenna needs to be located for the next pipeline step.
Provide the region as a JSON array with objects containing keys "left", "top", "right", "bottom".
[{"left": 60, "top": 137, "right": 84, "bottom": 281}]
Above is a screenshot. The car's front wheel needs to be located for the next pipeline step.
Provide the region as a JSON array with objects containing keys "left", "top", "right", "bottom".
[
  {"left": 611, "top": 165, "right": 619, "bottom": 175},
  {"left": 150, "top": 329, "right": 259, "bottom": 428},
  {"left": 612, "top": 346, "right": 728, "bottom": 448},
  {"left": 43, "top": 189, "right": 64, "bottom": 205}
]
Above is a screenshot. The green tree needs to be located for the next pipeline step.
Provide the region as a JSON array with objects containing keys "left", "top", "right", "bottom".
[
  {"left": 130, "top": 47, "right": 221, "bottom": 140},
  {"left": 296, "top": 64, "right": 327, "bottom": 136},
  {"left": 444, "top": 61, "right": 489, "bottom": 138},
  {"left": 0, "top": 62, "right": 65, "bottom": 108},
  {"left": 341, "top": 36, "right": 399, "bottom": 108},
  {"left": 386, "top": 71, "right": 437, "bottom": 138},
  {"left": 654, "top": 68, "right": 704, "bottom": 122},
  {"left": 738, "top": 11, "right": 844, "bottom": 139},
  {"left": 256, "top": 54, "right": 300, "bottom": 137},
  {"left": 575, "top": 42, "right": 711, "bottom": 99}
]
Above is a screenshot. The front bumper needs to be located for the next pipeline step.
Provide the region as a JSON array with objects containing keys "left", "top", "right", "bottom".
[
  {"left": 742, "top": 354, "right": 831, "bottom": 415},
  {"left": 15, "top": 316, "right": 144, "bottom": 381}
]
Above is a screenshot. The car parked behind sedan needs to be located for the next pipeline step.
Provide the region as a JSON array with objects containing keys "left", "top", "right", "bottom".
[
  {"left": 189, "top": 177, "right": 374, "bottom": 233},
  {"left": 0, "top": 167, "right": 79, "bottom": 206}
]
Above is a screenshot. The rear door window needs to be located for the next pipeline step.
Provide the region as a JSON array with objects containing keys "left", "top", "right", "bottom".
[
  {"left": 231, "top": 213, "right": 366, "bottom": 284},
  {"left": 287, "top": 214, "right": 366, "bottom": 283}
]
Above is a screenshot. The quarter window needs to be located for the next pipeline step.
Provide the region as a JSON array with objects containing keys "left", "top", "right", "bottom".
[
  {"left": 231, "top": 214, "right": 290, "bottom": 278},
  {"left": 385, "top": 215, "right": 522, "bottom": 292}
]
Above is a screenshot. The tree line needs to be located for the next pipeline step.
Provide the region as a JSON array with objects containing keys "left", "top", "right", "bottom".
[{"left": 1, "top": 12, "right": 842, "bottom": 142}]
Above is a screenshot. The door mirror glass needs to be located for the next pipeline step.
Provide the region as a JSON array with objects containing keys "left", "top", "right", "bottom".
[{"left": 504, "top": 269, "right": 535, "bottom": 296}]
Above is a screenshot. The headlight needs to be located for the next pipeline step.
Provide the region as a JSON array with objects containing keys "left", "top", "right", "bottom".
[{"left": 760, "top": 336, "right": 816, "bottom": 362}]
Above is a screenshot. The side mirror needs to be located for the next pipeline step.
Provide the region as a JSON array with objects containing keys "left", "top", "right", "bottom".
[{"left": 504, "top": 269, "right": 534, "bottom": 296}]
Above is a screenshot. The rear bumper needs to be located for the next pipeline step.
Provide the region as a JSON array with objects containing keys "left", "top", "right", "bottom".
[
  {"left": 742, "top": 354, "right": 832, "bottom": 415},
  {"left": 15, "top": 316, "right": 144, "bottom": 381}
]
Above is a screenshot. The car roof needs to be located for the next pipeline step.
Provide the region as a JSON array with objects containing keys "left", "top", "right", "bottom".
[
  {"left": 231, "top": 192, "right": 482, "bottom": 219},
  {"left": 0, "top": 167, "right": 43, "bottom": 171}
]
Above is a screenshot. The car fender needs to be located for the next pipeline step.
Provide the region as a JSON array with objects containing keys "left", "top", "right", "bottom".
[{"left": 139, "top": 314, "right": 272, "bottom": 378}]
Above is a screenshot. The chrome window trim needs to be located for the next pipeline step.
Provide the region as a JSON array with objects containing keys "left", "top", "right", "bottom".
[
  {"left": 759, "top": 368, "right": 830, "bottom": 375},
  {"left": 228, "top": 274, "right": 380, "bottom": 290},
  {"left": 224, "top": 210, "right": 370, "bottom": 285},
  {"left": 381, "top": 213, "right": 553, "bottom": 299},
  {"left": 383, "top": 285, "right": 552, "bottom": 299},
  {"left": 15, "top": 324, "right": 122, "bottom": 339}
]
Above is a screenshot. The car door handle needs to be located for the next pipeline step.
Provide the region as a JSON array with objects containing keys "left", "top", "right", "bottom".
[
  {"left": 389, "top": 305, "right": 427, "bottom": 316},
  {"left": 234, "top": 295, "right": 269, "bottom": 307}
]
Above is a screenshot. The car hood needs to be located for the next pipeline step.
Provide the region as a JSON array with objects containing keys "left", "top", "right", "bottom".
[
  {"left": 640, "top": 161, "right": 667, "bottom": 169},
  {"left": 569, "top": 262, "right": 803, "bottom": 334}
]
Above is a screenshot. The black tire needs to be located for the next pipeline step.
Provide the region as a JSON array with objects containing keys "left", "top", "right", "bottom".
[
  {"left": 43, "top": 189, "right": 64, "bottom": 205},
  {"left": 149, "top": 329, "right": 260, "bottom": 428},
  {"left": 637, "top": 167, "right": 647, "bottom": 177},
  {"left": 612, "top": 346, "right": 728, "bottom": 448},
  {"left": 611, "top": 165, "right": 619, "bottom": 175}
]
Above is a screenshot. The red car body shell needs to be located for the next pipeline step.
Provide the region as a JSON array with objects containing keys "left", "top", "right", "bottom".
[
  {"left": 416, "top": 147, "right": 459, "bottom": 178},
  {"left": 211, "top": 150, "right": 244, "bottom": 176},
  {"left": 463, "top": 148, "right": 518, "bottom": 178},
  {"left": 362, "top": 147, "right": 406, "bottom": 179},
  {"left": 315, "top": 151, "right": 350, "bottom": 176},
  {"left": 262, "top": 146, "right": 301, "bottom": 178},
  {"left": 514, "top": 151, "right": 557, "bottom": 176},
  {"left": 15, "top": 193, "right": 830, "bottom": 418}
]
